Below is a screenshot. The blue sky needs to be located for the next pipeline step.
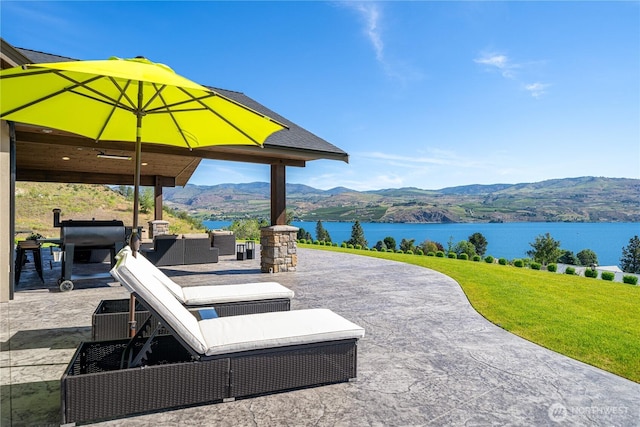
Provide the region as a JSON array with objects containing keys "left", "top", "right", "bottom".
[{"left": 2, "top": 1, "right": 638, "bottom": 191}]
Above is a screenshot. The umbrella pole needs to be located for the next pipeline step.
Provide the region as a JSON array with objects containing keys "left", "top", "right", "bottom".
[{"left": 128, "top": 82, "right": 144, "bottom": 337}]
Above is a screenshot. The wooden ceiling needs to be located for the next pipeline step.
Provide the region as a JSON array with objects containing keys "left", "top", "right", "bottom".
[{"left": 14, "top": 124, "right": 310, "bottom": 187}]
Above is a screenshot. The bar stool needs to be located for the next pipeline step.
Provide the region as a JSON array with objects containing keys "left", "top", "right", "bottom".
[{"left": 15, "top": 240, "right": 44, "bottom": 285}]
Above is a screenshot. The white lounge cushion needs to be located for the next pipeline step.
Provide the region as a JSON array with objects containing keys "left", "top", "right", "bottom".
[
  {"left": 180, "top": 282, "right": 294, "bottom": 305},
  {"left": 199, "top": 308, "right": 365, "bottom": 356},
  {"left": 112, "top": 251, "right": 208, "bottom": 354},
  {"left": 133, "top": 248, "right": 294, "bottom": 304}
]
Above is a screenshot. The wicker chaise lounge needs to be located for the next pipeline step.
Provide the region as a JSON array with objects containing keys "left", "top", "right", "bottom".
[
  {"left": 93, "top": 248, "right": 294, "bottom": 340},
  {"left": 61, "top": 249, "right": 365, "bottom": 424}
]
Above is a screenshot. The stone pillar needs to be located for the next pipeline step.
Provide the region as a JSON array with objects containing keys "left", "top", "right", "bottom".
[
  {"left": 260, "top": 225, "right": 299, "bottom": 273},
  {"left": 148, "top": 220, "right": 169, "bottom": 239}
]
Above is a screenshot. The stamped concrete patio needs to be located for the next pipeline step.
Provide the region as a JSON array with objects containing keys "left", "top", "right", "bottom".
[{"left": 1, "top": 247, "right": 638, "bottom": 426}]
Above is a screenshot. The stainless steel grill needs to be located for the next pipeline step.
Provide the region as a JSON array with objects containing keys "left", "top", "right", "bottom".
[{"left": 53, "top": 209, "right": 126, "bottom": 291}]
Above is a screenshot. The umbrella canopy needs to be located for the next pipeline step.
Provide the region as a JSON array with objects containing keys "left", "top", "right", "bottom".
[{"left": 0, "top": 56, "right": 286, "bottom": 229}]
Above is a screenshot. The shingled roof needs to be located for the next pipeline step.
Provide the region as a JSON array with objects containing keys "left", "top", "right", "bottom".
[{"left": 14, "top": 46, "right": 349, "bottom": 162}]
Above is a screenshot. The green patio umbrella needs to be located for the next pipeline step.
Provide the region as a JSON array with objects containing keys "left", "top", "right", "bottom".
[
  {"left": 0, "top": 56, "right": 286, "bottom": 231},
  {"left": 1, "top": 56, "right": 286, "bottom": 334}
]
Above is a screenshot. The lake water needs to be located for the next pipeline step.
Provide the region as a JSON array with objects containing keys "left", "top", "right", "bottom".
[{"left": 203, "top": 220, "right": 639, "bottom": 267}]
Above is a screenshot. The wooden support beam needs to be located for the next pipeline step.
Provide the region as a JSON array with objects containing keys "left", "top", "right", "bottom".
[
  {"left": 270, "top": 164, "right": 287, "bottom": 226},
  {"left": 16, "top": 169, "right": 175, "bottom": 187},
  {"left": 154, "top": 176, "right": 163, "bottom": 220}
]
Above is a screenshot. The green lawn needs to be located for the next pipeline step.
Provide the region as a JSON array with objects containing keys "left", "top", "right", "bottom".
[{"left": 302, "top": 244, "right": 640, "bottom": 383}]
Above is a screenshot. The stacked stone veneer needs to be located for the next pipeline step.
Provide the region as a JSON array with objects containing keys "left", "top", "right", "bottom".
[
  {"left": 260, "top": 225, "right": 299, "bottom": 273},
  {"left": 148, "top": 220, "right": 169, "bottom": 239}
]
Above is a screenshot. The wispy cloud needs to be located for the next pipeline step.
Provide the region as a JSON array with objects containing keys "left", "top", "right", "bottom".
[
  {"left": 345, "top": 2, "right": 385, "bottom": 63},
  {"left": 341, "top": 2, "right": 423, "bottom": 84},
  {"left": 524, "top": 82, "right": 551, "bottom": 98},
  {"left": 475, "top": 51, "right": 550, "bottom": 98},
  {"left": 474, "top": 53, "right": 519, "bottom": 78}
]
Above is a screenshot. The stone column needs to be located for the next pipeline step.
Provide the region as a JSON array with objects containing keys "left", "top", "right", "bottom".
[
  {"left": 260, "top": 225, "right": 299, "bottom": 273},
  {"left": 148, "top": 220, "right": 169, "bottom": 239}
]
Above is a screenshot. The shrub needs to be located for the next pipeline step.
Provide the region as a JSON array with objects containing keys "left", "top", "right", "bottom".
[
  {"left": 601, "top": 271, "right": 615, "bottom": 281},
  {"left": 370, "top": 247, "right": 378, "bottom": 252},
  {"left": 406, "top": 250, "right": 414, "bottom": 255},
  {"left": 565, "top": 266, "right": 576, "bottom": 275},
  {"left": 436, "top": 251, "right": 445, "bottom": 258},
  {"left": 484, "top": 255, "right": 494, "bottom": 264},
  {"left": 458, "top": 253, "right": 469, "bottom": 260},
  {"left": 416, "top": 249, "right": 424, "bottom": 256},
  {"left": 448, "top": 252, "right": 457, "bottom": 259},
  {"left": 380, "top": 247, "right": 387, "bottom": 252},
  {"left": 547, "top": 263, "right": 558, "bottom": 272},
  {"left": 332, "top": 242, "right": 338, "bottom": 247},
  {"left": 355, "top": 244, "right": 362, "bottom": 250},
  {"left": 313, "top": 240, "right": 320, "bottom": 245},
  {"left": 472, "top": 255, "right": 481, "bottom": 262},
  {"left": 498, "top": 258, "right": 508, "bottom": 265},
  {"left": 584, "top": 268, "right": 598, "bottom": 278},
  {"left": 396, "top": 249, "right": 403, "bottom": 254},
  {"left": 622, "top": 275, "right": 638, "bottom": 285},
  {"left": 348, "top": 244, "right": 354, "bottom": 249},
  {"left": 513, "top": 259, "right": 524, "bottom": 268},
  {"left": 530, "top": 262, "right": 541, "bottom": 270},
  {"left": 427, "top": 251, "right": 436, "bottom": 257},
  {"left": 341, "top": 242, "right": 347, "bottom": 248}
]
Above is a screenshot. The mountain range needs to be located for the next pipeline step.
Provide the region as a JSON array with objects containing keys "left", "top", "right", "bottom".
[{"left": 163, "top": 176, "right": 640, "bottom": 224}]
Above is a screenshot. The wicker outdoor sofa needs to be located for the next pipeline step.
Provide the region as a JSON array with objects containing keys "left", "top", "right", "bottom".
[
  {"left": 141, "top": 234, "right": 219, "bottom": 266},
  {"left": 61, "top": 248, "right": 365, "bottom": 424},
  {"left": 93, "top": 248, "right": 294, "bottom": 340}
]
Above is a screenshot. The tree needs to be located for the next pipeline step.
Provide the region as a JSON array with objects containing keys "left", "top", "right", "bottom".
[
  {"left": 526, "top": 232, "right": 563, "bottom": 265},
  {"left": 297, "top": 227, "right": 312, "bottom": 241},
  {"left": 229, "top": 218, "right": 266, "bottom": 240},
  {"left": 347, "top": 220, "right": 368, "bottom": 248},
  {"left": 576, "top": 249, "right": 598, "bottom": 267},
  {"left": 139, "top": 187, "right": 154, "bottom": 214},
  {"left": 315, "top": 220, "right": 332, "bottom": 242},
  {"left": 383, "top": 236, "right": 396, "bottom": 251},
  {"left": 453, "top": 240, "right": 477, "bottom": 258},
  {"left": 620, "top": 235, "right": 640, "bottom": 273},
  {"left": 468, "top": 232, "right": 488, "bottom": 257},
  {"left": 558, "top": 250, "right": 579, "bottom": 265},
  {"left": 419, "top": 240, "right": 439, "bottom": 254},
  {"left": 374, "top": 240, "right": 387, "bottom": 251},
  {"left": 400, "top": 238, "right": 416, "bottom": 253}
]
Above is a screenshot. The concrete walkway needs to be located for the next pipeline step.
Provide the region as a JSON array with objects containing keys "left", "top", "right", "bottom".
[{"left": 1, "top": 248, "right": 638, "bottom": 426}]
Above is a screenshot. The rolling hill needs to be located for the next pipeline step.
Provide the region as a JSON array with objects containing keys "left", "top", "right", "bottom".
[{"left": 163, "top": 176, "right": 640, "bottom": 224}]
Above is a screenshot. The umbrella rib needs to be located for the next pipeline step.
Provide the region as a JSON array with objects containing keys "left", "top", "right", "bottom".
[
  {"left": 95, "top": 79, "right": 133, "bottom": 142},
  {"left": 107, "top": 77, "right": 137, "bottom": 111},
  {"left": 144, "top": 93, "right": 215, "bottom": 114},
  {"left": 1, "top": 72, "right": 105, "bottom": 117},
  {"left": 141, "top": 83, "right": 167, "bottom": 112},
  {"left": 155, "top": 84, "right": 193, "bottom": 149},
  {"left": 55, "top": 72, "right": 137, "bottom": 110},
  {"left": 178, "top": 87, "right": 263, "bottom": 146}
]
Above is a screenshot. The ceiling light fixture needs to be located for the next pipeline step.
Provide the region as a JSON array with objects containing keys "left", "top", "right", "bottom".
[{"left": 96, "top": 152, "right": 132, "bottom": 161}]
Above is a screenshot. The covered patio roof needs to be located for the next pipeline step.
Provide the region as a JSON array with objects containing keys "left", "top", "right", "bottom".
[{"left": 5, "top": 40, "right": 348, "bottom": 188}]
